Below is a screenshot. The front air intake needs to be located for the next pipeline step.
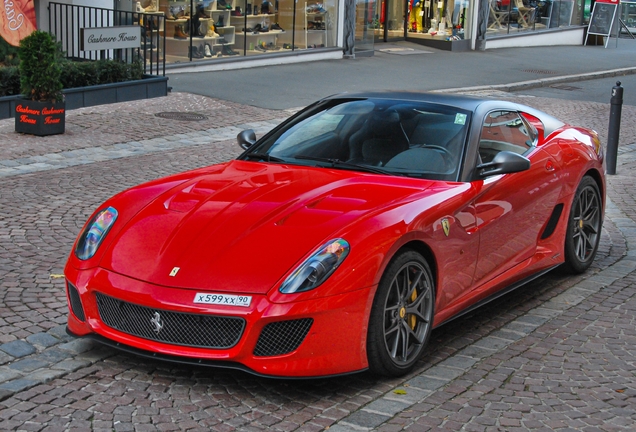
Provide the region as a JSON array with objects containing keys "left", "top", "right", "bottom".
[
  {"left": 253, "top": 318, "right": 313, "bottom": 357},
  {"left": 67, "top": 281, "right": 86, "bottom": 322},
  {"left": 95, "top": 292, "right": 245, "bottom": 349}
]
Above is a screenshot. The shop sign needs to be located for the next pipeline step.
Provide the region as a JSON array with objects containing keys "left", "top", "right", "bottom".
[
  {"left": 0, "top": 0, "right": 37, "bottom": 46},
  {"left": 80, "top": 26, "right": 141, "bottom": 51}
]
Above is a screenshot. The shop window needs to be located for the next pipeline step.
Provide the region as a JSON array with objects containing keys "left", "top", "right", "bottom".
[
  {"left": 131, "top": 0, "right": 339, "bottom": 63},
  {"left": 486, "top": 0, "right": 585, "bottom": 37}
]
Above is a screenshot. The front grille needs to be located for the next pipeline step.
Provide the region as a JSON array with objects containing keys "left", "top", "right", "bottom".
[
  {"left": 67, "top": 282, "right": 85, "bottom": 322},
  {"left": 253, "top": 318, "right": 313, "bottom": 357},
  {"left": 95, "top": 293, "right": 245, "bottom": 349}
]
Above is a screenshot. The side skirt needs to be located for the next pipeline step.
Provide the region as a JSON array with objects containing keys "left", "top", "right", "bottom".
[{"left": 434, "top": 264, "right": 560, "bottom": 328}]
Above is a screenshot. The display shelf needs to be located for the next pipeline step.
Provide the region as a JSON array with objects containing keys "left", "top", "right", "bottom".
[{"left": 302, "top": 4, "right": 327, "bottom": 49}]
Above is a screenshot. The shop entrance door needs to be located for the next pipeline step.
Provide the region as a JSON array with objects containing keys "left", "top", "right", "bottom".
[
  {"left": 356, "top": 0, "right": 377, "bottom": 53},
  {"left": 373, "top": 0, "right": 407, "bottom": 42}
]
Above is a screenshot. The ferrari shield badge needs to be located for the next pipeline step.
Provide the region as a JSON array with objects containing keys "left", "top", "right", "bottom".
[
  {"left": 169, "top": 267, "right": 180, "bottom": 277},
  {"left": 441, "top": 218, "right": 450, "bottom": 237}
]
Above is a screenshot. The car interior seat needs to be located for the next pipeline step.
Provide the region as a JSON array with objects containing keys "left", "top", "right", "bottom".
[{"left": 348, "top": 109, "right": 410, "bottom": 166}]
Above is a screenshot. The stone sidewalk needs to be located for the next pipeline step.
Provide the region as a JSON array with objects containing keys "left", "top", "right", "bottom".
[{"left": 0, "top": 92, "right": 635, "bottom": 430}]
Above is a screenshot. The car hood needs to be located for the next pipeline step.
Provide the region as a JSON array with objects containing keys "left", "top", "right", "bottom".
[{"left": 101, "top": 160, "right": 433, "bottom": 294}]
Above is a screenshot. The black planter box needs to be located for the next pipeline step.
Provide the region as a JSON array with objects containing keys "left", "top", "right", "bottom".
[
  {"left": 1, "top": 75, "right": 168, "bottom": 120},
  {"left": 15, "top": 100, "right": 66, "bottom": 136}
]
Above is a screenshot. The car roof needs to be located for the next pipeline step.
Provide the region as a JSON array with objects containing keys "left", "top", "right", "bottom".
[
  {"left": 323, "top": 91, "right": 491, "bottom": 111},
  {"left": 323, "top": 91, "right": 566, "bottom": 134}
]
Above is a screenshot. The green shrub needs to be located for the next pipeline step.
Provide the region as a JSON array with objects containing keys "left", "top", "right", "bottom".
[
  {"left": 18, "top": 30, "right": 63, "bottom": 102},
  {"left": 0, "top": 57, "right": 144, "bottom": 97},
  {"left": 0, "top": 39, "right": 20, "bottom": 67},
  {"left": 0, "top": 66, "right": 20, "bottom": 97},
  {"left": 59, "top": 59, "right": 143, "bottom": 88}
]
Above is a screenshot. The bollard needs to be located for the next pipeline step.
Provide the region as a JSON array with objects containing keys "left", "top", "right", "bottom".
[{"left": 606, "top": 81, "right": 623, "bottom": 175}]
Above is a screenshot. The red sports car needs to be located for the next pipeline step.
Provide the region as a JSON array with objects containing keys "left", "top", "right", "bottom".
[{"left": 65, "top": 92, "right": 605, "bottom": 378}]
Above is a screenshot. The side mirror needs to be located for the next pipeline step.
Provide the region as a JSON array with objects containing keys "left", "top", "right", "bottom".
[
  {"left": 237, "top": 129, "right": 256, "bottom": 150},
  {"left": 477, "top": 151, "right": 530, "bottom": 178}
]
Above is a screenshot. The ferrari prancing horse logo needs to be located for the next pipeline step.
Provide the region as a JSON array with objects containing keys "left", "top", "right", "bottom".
[
  {"left": 441, "top": 218, "right": 450, "bottom": 237},
  {"left": 169, "top": 267, "right": 180, "bottom": 277},
  {"left": 150, "top": 312, "right": 164, "bottom": 333}
]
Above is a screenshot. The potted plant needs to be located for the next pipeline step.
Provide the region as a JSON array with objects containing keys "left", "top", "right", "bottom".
[{"left": 15, "top": 30, "right": 65, "bottom": 136}]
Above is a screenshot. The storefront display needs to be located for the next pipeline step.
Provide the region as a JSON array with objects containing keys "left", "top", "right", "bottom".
[
  {"left": 487, "top": 0, "right": 585, "bottom": 37},
  {"left": 126, "top": 0, "right": 338, "bottom": 63}
]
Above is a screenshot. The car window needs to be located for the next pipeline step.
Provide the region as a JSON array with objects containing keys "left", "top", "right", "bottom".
[
  {"left": 247, "top": 98, "right": 471, "bottom": 181},
  {"left": 478, "top": 111, "right": 535, "bottom": 163}
]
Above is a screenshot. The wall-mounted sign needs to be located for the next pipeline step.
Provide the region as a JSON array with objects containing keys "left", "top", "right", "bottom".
[
  {"left": 0, "top": 0, "right": 37, "bottom": 46},
  {"left": 80, "top": 26, "right": 141, "bottom": 51}
]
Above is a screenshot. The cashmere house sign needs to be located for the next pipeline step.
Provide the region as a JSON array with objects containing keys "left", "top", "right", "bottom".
[{"left": 80, "top": 26, "right": 141, "bottom": 51}]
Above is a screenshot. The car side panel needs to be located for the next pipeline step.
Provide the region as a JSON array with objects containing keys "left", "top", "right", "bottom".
[{"left": 472, "top": 147, "right": 562, "bottom": 284}]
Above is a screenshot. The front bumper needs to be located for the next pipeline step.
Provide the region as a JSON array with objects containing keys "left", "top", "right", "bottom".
[{"left": 65, "top": 266, "right": 373, "bottom": 377}]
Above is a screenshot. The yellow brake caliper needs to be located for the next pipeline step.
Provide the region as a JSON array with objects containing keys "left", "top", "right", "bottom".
[{"left": 408, "top": 288, "right": 417, "bottom": 330}]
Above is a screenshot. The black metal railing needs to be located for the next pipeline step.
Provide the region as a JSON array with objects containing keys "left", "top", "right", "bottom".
[{"left": 48, "top": 2, "right": 165, "bottom": 76}]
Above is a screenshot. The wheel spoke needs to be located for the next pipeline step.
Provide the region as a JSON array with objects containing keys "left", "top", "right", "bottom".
[
  {"left": 401, "top": 319, "right": 425, "bottom": 343},
  {"left": 399, "top": 323, "right": 409, "bottom": 360},
  {"left": 384, "top": 320, "right": 400, "bottom": 338},
  {"left": 405, "top": 268, "right": 423, "bottom": 300}
]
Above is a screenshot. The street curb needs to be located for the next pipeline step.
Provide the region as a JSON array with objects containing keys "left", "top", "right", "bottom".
[{"left": 434, "top": 66, "right": 636, "bottom": 94}]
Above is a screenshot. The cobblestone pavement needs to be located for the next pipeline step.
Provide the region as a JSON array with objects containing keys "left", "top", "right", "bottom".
[{"left": 0, "top": 92, "right": 635, "bottom": 431}]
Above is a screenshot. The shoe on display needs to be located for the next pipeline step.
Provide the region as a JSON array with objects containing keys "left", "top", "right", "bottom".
[
  {"left": 189, "top": 45, "right": 204, "bottom": 59},
  {"left": 253, "top": 6, "right": 259, "bottom": 15},
  {"left": 246, "top": 4, "right": 252, "bottom": 14},
  {"left": 206, "top": 23, "right": 219, "bottom": 37},
  {"left": 196, "top": 4, "right": 210, "bottom": 18},
  {"left": 174, "top": 6, "right": 185, "bottom": 18},
  {"left": 270, "top": 22, "right": 284, "bottom": 31},
  {"left": 142, "top": 0, "right": 158, "bottom": 12},
  {"left": 136, "top": 2, "right": 144, "bottom": 12},
  {"left": 204, "top": 43, "right": 213, "bottom": 57},
  {"left": 261, "top": 1, "right": 270, "bottom": 14},
  {"left": 222, "top": 44, "right": 239, "bottom": 55},
  {"left": 232, "top": 6, "right": 242, "bottom": 16},
  {"left": 165, "top": 8, "right": 176, "bottom": 19},
  {"left": 174, "top": 24, "right": 188, "bottom": 39},
  {"left": 217, "top": 0, "right": 233, "bottom": 9},
  {"left": 217, "top": 37, "right": 228, "bottom": 44},
  {"left": 265, "top": 42, "right": 281, "bottom": 50},
  {"left": 215, "top": 15, "right": 225, "bottom": 28}
]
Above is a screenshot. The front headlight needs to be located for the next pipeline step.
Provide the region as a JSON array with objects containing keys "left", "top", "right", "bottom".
[
  {"left": 279, "top": 239, "right": 349, "bottom": 294},
  {"left": 75, "top": 207, "right": 118, "bottom": 260}
]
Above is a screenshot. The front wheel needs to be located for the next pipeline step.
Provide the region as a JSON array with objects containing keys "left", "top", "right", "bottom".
[
  {"left": 562, "top": 176, "right": 603, "bottom": 274},
  {"left": 367, "top": 250, "right": 435, "bottom": 377}
]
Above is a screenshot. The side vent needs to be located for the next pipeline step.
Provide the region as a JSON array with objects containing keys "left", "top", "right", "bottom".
[
  {"left": 67, "top": 281, "right": 86, "bottom": 322},
  {"left": 540, "top": 203, "right": 564, "bottom": 240}
]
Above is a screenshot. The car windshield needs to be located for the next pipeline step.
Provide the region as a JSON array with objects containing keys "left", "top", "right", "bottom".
[{"left": 244, "top": 98, "right": 472, "bottom": 181}]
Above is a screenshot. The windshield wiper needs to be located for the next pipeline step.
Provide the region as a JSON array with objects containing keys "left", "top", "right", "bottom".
[
  {"left": 243, "top": 153, "right": 286, "bottom": 163},
  {"left": 293, "top": 156, "right": 393, "bottom": 175}
]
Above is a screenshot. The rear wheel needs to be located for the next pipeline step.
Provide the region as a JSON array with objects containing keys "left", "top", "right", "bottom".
[
  {"left": 562, "top": 176, "right": 602, "bottom": 274},
  {"left": 367, "top": 250, "right": 435, "bottom": 377}
]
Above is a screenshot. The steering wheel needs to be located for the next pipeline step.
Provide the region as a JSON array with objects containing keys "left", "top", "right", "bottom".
[{"left": 422, "top": 145, "right": 454, "bottom": 166}]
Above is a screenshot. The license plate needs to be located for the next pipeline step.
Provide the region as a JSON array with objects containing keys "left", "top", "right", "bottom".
[{"left": 193, "top": 293, "right": 252, "bottom": 307}]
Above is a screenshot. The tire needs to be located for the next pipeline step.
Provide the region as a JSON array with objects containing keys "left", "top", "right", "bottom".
[
  {"left": 562, "top": 176, "right": 603, "bottom": 274},
  {"left": 367, "top": 250, "right": 435, "bottom": 377}
]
